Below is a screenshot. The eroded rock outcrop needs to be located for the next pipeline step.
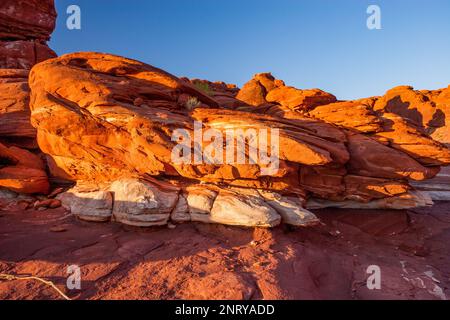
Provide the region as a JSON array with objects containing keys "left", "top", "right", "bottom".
[
  {"left": 0, "top": 141, "right": 49, "bottom": 194},
  {"left": 0, "top": 40, "right": 56, "bottom": 70},
  {"left": 0, "top": 0, "right": 56, "bottom": 41},
  {"left": 370, "top": 85, "right": 450, "bottom": 200},
  {"left": 0, "top": 70, "right": 49, "bottom": 194},
  {"left": 0, "top": 69, "right": 36, "bottom": 146},
  {"left": 236, "top": 73, "right": 336, "bottom": 111},
  {"left": 57, "top": 179, "right": 318, "bottom": 228},
  {"left": 0, "top": 0, "right": 56, "bottom": 69},
  {"left": 186, "top": 78, "right": 243, "bottom": 109},
  {"left": 242, "top": 75, "right": 450, "bottom": 204},
  {"left": 0, "top": 1, "right": 56, "bottom": 195},
  {"left": 27, "top": 52, "right": 450, "bottom": 227}
]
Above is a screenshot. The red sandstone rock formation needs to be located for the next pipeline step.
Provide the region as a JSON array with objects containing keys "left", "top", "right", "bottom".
[
  {"left": 0, "top": 0, "right": 56, "bottom": 41},
  {"left": 0, "top": 40, "right": 56, "bottom": 70},
  {"left": 0, "top": 69, "right": 36, "bottom": 147},
  {"left": 0, "top": 0, "right": 57, "bottom": 69},
  {"left": 395, "top": 85, "right": 450, "bottom": 200},
  {"left": 0, "top": 69, "right": 49, "bottom": 194},
  {"left": 0, "top": 0, "right": 446, "bottom": 219},
  {"left": 237, "top": 75, "right": 450, "bottom": 203},
  {"left": 27, "top": 52, "right": 450, "bottom": 227},
  {"left": 184, "top": 78, "right": 243, "bottom": 109},
  {"left": 236, "top": 72, "right": 336, "bottom": 110},
  {"left": 0, "top": 141, "right": 49, "bottom": 194},
  {"left": 0, "top": 1, "right": 56, "bottom": 194}
]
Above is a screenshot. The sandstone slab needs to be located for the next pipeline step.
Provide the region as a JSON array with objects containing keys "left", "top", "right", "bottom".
[
  {"left": 57, "top": 187, "right": 113, "bottom": 222},
  {"left": 109, "top": 179, "right": 179, "bottom": 227}
]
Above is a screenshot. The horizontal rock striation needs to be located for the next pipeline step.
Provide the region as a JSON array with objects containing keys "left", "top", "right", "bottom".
[
  {"left": 0, "top": 69, "right": 49, "bottom": 194},
  {"left": 0, "top": 0, "right": 56, "bottom": 69},
  {"left": 0, "top": 40, "right": 56, "bottom": 70},
  {"left": 27, "top": 52, "right": 450, "bottom": 227},
  {"left": 370, "top": 85, "right": 450, "bottom": 201},
  {"left": 0, "top": 1, "right": 56, "bottom": 195},
  {"left": 57, "top": 178, "right": 319, "bottom": 228},
  {"left": 0, "top": 0, "right": 56, "bottom": 41}
]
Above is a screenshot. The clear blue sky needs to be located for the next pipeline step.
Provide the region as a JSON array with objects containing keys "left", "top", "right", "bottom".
[{"left": 50, "top": 0, "right": 450, "bottom": 100}]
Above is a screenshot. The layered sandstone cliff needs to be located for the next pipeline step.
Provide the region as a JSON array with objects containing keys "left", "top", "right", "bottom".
[
  {"left": 0, "top": 0, "right": 56, "bottom": 194},
  {"left": 0, "top": 0, "right": 56, "bottom": 69}
]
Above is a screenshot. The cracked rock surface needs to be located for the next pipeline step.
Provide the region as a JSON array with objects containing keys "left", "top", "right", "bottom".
[{"left": 1, "top": 197, "right": 449, "bottom": 300}]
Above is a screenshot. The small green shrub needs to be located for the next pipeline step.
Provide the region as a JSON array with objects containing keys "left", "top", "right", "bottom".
[{"left": 194, "top": 82, "right": 212, "bottom": 96}]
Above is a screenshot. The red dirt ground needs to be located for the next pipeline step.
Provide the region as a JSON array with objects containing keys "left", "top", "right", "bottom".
[{"left": 1, "top": 200, "right": 449, "bottom": 300}]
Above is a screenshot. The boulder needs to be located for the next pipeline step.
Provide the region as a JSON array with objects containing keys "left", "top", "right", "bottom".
[
  {"left": 235, "top": 73, "right": 283, "bottom": 106},
  {"left": 171, "top": 185, "right": 280, "bottom": 227},
  {"left": 170, "top": 184, "right": 319, "bottom": 227},
  {"left": 185, "top": 186, "right": 217, "bottom": 216},
  {"left": 0, "top": 0, "right": 56, "bottom": 71},
  {"left": 258, "top": 190, "right": 319, "bottom": 226},
  {"left": 58, "top": 178, "right": 179, "bottom": 226},
  {"left": 236, "top": 79, "right": 269, "bottom": 106},
  {"left": 236, "top": 73, "right": 336, "bottom": 111},
  {"left": 109, "top": 179, "right": 179, "bottom": 227},
  {"left": 266, "top": 86, "right": 337, "bottom": 111},
  {"left": 207, "top": 189, "right": 281, "bottom": 227},
  {"left": 307, "top": 100, "right": 382, "bottom": 133},
  {"left": 57, "top": 187, "right": 113, "bottom": 222}
]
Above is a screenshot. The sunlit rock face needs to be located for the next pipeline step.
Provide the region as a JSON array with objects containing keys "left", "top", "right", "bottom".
[
  {"left": 370, "top": 85, "right": 450, "bottom": 201},
  {"left": 26, "top": 52, "right": 450, "bottom": 227}
]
